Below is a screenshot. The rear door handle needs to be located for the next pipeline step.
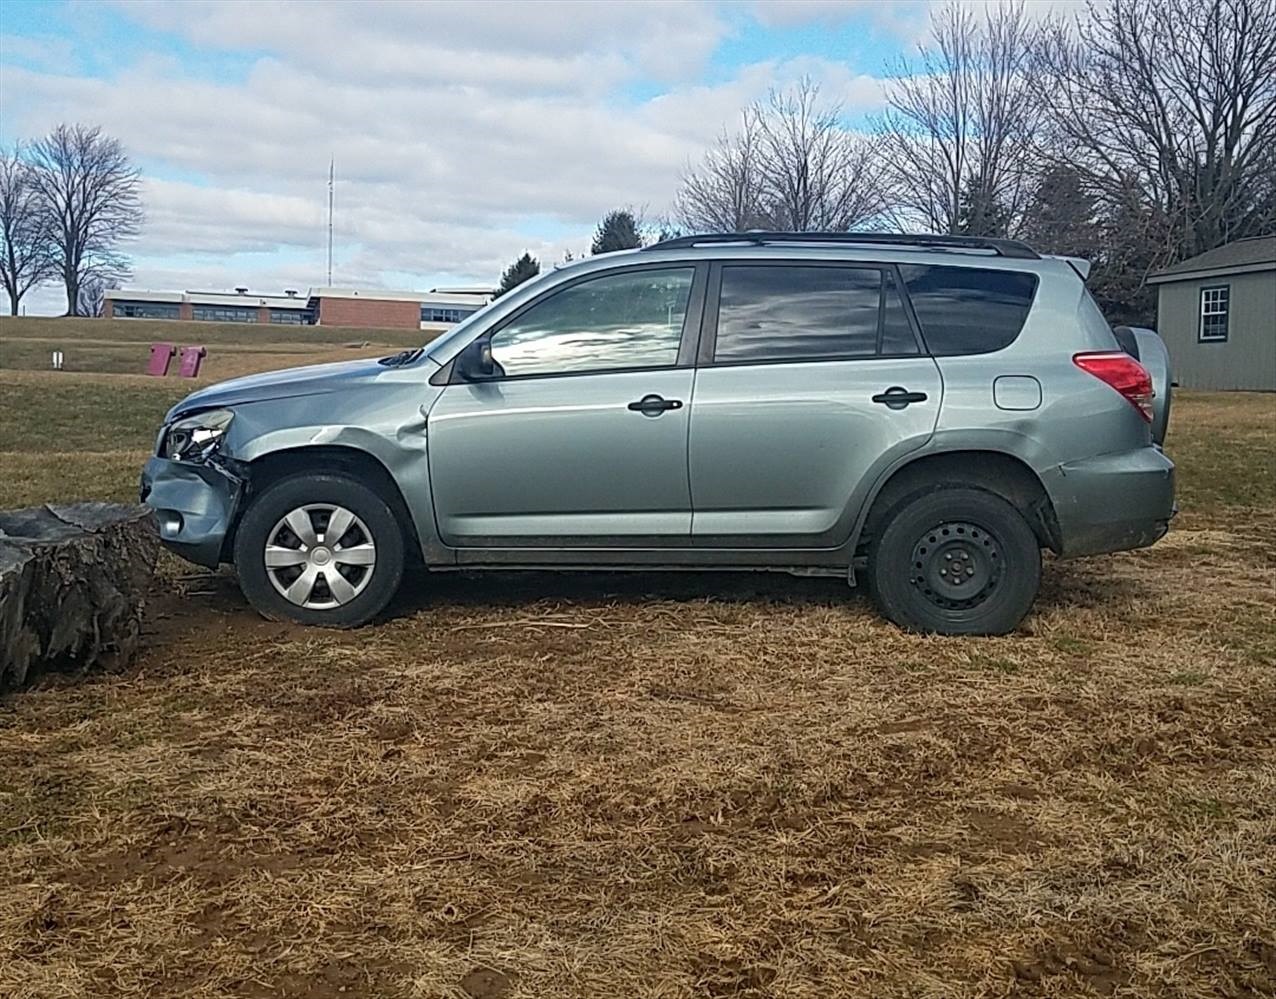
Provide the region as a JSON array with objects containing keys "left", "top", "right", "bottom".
[
  {"left": 872, "top": 386, "right": 929, "bottom": 409},
  {"left": 627, "top": 394, "right": 683, "bottom": 417}
]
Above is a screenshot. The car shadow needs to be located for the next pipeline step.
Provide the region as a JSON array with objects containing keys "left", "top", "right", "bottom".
[
  {"left": 153, "top": 557, "right": 1151, "bottom": 631},
  {"left": 387, "top": 565, "right": 859, "bottom": 617},
  {"left": 1033, "top": 556, "right": 1153, "bottom": 612}
]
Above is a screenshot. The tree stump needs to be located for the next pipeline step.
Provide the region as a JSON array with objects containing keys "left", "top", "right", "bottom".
[{"left": 0, "top": 503, "right": 158, "bottom": 691}]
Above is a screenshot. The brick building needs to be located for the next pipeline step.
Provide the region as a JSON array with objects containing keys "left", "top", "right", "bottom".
[{"left": 103, "top": 285, "right": 491, "bottom": 332}]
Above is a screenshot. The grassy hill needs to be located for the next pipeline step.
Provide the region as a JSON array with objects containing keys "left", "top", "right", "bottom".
[
  {"left": 0, "top": 315, "right": 430, "bottom": 349},
  {"left": 0, "top": 315, "right": 433, "bottom": 380}
]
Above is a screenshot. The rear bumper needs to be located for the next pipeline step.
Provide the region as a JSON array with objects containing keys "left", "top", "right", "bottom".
[
  {"left": 1043, "top": 446, "right": 1176, "bottom": 558},
  {"left": 139, "top": 456, "right": 242, "bottom": 568}
]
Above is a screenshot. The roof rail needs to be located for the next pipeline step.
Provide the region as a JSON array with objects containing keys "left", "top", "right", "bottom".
[{"left": 644, "top": 231, "right": 1041, "bottom": 260}]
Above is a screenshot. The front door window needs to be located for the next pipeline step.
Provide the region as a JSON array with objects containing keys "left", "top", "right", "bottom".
[{"left": 489, "top": 267, "right": 695, "bottom": 378}]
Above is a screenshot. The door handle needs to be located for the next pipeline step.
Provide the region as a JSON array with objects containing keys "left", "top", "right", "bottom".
[
  {"left": 627, "top": 394, "right": 683, "bottom": 417},
  {"left": 871, "top": 386, "right": 929, "bottom": 409}
]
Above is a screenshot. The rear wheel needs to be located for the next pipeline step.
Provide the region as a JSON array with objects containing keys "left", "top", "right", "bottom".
[
  {"left": 868, "top": 486, "right": 1040, "bottom": 635},
  {"left": 233, "top": 473, "right": 405, "bottom": 628}
]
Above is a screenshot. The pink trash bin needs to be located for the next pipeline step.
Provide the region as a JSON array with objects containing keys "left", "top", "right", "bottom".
[
  {"left": 178, "top": 345, "right": 207, "bottom": 378},
  {"left": 147, "top": 342, "right": 176, "bottom": 376}
]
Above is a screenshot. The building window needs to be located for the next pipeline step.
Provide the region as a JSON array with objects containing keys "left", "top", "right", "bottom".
[
  {"left": 192, "top": 305, "right": 259, "bottom": 323},
  {"left": 269, "top": 310, "right": 310, "bottom": 325},
  {"left": 115, "top": 301, "right": 181, "bottom": 319},
  {"left": 1199, "top": 285, "right": 1229, "bottom": 342},
  {"left": 421, "top": 306, "right": 479, "bottom": 324}
]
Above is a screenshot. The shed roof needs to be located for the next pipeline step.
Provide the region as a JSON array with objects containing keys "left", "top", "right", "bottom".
[{"left": 1147, "top": 235, "right": 1276, "bottom": 284}]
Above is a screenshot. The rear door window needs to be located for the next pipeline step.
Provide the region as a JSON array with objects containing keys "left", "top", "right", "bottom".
[
  {"left": 898, "top": 265, "right": 1037, "bottom": 355},
  {"left": 712, "top": 264, "right": 919, "bottom": 363}
]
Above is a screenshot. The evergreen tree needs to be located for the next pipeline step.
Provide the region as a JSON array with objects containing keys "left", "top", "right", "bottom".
[
  {"left": 590, "top": 209, "right": 644, "bottom": 254},
  {"left": 956, "top": 180, "right": 1012, "bottom": 237},
  {"left": 1020, "top": 165, "right": 1097, "bottom": 258},
  {"left": 494, "top": 252, "right": 540, "bottom": 298}
]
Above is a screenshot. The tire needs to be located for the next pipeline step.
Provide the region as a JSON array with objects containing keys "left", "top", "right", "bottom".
[
  {"left": 233, "top": 473, "right": 406, "bottom": 628},
  {"left": 868, "top": 486, "right": 1041, "bottom": 636}
]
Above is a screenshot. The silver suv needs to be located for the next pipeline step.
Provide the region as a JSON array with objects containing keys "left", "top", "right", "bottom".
[{"left": 141, "top": 232, "right": 1175, "bottom": 635}]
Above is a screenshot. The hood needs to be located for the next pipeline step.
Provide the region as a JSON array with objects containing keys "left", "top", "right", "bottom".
[{"left": 165, "top": 355, "right": 409, "bottom": 421}]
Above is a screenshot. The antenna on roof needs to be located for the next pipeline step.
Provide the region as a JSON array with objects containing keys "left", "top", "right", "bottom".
[{"left": 326, "top": 158, "right": 334, "bottom": 286}]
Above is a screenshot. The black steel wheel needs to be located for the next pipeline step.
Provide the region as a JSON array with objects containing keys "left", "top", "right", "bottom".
[
  {"left": 869, "top": 487, "right": 1040, "bottom": 635},
  {"left": 909, "top": 520, "right": 1005, "bottom": 611}
]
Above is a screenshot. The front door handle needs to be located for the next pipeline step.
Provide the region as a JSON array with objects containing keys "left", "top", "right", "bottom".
[
  {"left": 627, "top": 394, "right": 683, "bottom": 417},
  {"left": 872, "top": 386, "right": 929, "bottom": 410}
]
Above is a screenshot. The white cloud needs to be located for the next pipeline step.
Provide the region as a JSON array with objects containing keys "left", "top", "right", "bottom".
[
  {"left": 1, "top": 1, "right": 899, "bottom": 311},
  {"left": 749, "top": 0, "right": 1088, "bottom": 45},
  {"left": 750, "top": 0, "right": 925, "bottom": 32},
  {"left": 0, "top": 32, "right": 77, "bottom": 72},
  {"left": 112, "top": 0, "right": 730, "bottom": 90}
]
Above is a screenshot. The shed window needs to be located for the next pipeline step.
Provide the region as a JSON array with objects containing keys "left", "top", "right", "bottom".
[{"left": 1199, "top": 285, "right": 1229, "bottom": 342}]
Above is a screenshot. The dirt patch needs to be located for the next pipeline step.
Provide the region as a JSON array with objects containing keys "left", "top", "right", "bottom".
[{"left": 460, "top": 967, "right": 514, "bottom": 998}]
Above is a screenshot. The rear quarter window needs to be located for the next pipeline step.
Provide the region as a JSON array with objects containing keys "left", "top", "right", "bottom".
[{"left": 899, "top": 265, "right": 1038, "bottom": 355}]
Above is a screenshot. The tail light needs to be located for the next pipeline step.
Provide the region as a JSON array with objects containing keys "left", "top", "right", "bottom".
[{"left": 1073, "top": 351, "right": 1154, "bottom": 422}]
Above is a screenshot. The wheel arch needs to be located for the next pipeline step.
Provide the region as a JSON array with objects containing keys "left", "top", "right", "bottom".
[
  {"left": 224, "top": 444, "right": 424, "bottom": 565},
  {"left": 854, "top": 449, "right": 1061, "bottom": 555}
]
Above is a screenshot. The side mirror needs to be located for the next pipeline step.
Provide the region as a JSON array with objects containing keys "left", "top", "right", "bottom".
[{"left": 456, "top": 338, "right": 496, "bottom": 381}]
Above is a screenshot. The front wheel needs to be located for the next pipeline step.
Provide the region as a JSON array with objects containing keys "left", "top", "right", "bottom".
[
  {"left": 233, "top": 473, "right": 406, "bottom": 628},
  {"left": 868, "top": 487, "right": 1041, "bottom": 636}
]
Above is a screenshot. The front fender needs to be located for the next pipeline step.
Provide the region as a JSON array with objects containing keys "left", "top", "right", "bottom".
[{"left": 224, "top": 391, "right": 447, "bottom": 565}]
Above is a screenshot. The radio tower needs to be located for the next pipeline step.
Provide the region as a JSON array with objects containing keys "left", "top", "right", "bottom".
[{"left": 326, "top": 158, "right": 334, "bottom": 286}]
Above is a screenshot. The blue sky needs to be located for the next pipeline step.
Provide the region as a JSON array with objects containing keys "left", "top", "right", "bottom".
[{"left": 0, "top": 0, "right": 1049, "bottom": 313}]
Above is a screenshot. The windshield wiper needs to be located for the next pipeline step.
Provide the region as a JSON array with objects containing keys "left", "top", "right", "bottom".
[{"left": 378, "top": 348, "right": 425, "bottom": 367}]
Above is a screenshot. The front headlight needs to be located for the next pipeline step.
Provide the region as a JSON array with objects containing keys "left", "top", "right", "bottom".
[{"left": 162, "top": 408, "right": 234, "bottom": 462}]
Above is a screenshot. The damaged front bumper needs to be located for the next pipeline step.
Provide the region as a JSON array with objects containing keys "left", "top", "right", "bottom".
[{"left": 139, "top": 456, "right": 244, "bottom": 568}]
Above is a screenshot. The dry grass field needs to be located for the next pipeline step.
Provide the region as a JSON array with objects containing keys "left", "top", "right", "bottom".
[{"left": 1, "top": 317, "right": 1274, "bottom": 998}]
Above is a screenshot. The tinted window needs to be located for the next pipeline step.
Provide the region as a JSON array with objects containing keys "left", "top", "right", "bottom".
[
  {"left": 881, "top": 271, "right": 920, "bottom": 356},
  {"left": 714, "top": 265, "right": 889, "bottom": 362},
  {"left": 489, "top": 268, "right": 693, "bottom": 377},
  {"left": 899, "top": 265, "right": 1037, "bottom": 355}
]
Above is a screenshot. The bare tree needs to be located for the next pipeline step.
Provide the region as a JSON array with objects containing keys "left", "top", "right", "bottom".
[
  {"left": 675, "top": 112, "right": 772, "bottom": 233},
  {"left": 76, "top": 272, "right": 117, "bottom": 318},
  {"left": 1035, "top": 0, "right": 1276, "bottom": 262},
  {"left": 754, "top": 79, "right": 887, "bottom": 231},
  {"left": 876, "top": 1, "right": 1044, "bottom": 236},
  {"left": 27, "top": 124, "right": 142, "bottom": 316},
  {"left": 0, "top": 145, "right": 56, "bottom": 316},
  {"left": 676, "top": 79, "right": 886, "bottom": 233}
]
